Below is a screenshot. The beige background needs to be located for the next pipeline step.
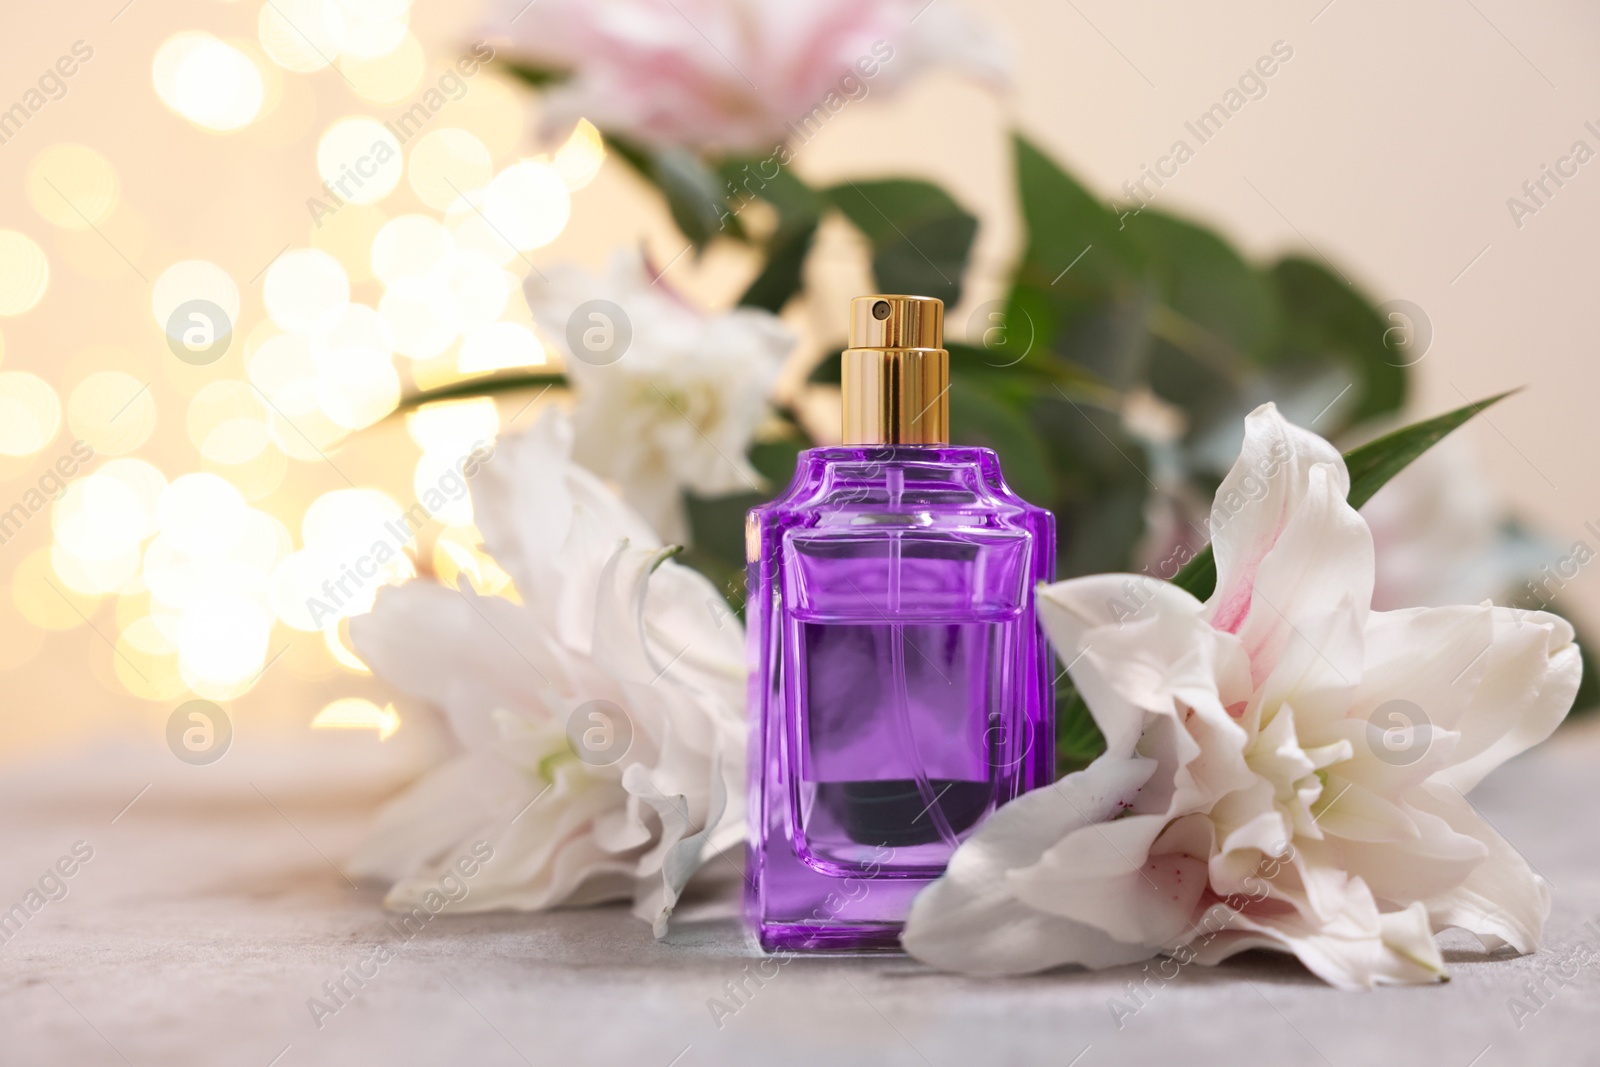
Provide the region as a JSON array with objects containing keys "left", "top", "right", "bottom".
[{"left": 0, "top": 0, "right": 1596, "bottom": 761}]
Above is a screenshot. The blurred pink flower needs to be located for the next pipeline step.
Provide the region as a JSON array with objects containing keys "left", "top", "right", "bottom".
[{"left": 485, "top": 0, "right": 1009, "bottom": 153}]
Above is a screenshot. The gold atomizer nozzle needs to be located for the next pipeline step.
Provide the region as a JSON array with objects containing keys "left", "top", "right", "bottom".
[{"left": 841, "top": 295, "right": 948, "bottom": 445}]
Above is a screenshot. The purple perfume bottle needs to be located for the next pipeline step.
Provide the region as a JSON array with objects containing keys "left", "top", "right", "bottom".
[{"left": 745, "top": 295, "right": 1055, "bottom": 952}]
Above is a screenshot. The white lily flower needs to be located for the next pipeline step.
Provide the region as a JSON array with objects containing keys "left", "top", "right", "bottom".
[
  {"left": 903, "top": 403, "right": 1581, "bottom": 989},
  {"left": 346, "top": 409, "right": 746, "bottom": 937},
  {"left": 524, "top": 250, "right": 793, "bottom": 542}
]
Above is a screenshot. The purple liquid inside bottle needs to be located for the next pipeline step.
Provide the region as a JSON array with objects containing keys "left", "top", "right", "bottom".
[{"left": 745, "top": 296, "right": 1055, "bottom": 951}]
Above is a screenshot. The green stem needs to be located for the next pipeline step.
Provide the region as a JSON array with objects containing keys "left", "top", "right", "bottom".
[{"left": 389, "top": 372, "right": 569, "bottom": 419}]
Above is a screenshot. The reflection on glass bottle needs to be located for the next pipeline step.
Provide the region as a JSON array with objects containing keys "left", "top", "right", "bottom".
[{"left": 746, "top": 295, "right": 1055, "bottom": 951}]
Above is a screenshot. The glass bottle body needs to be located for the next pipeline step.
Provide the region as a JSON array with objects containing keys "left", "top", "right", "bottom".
[{"left": 745, "top": 446, "right": 1054, "bottom": 951}]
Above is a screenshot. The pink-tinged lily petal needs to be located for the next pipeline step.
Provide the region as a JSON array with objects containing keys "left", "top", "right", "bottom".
[
  {"left": 1206, "top": 403, "right": 1348, "bottom": 636},
  {"left": 1009, "top": 810, "right": 1210, "bottom": 947},
  {"left": 901, "top": 759, "right": 1162, "bottom": 975},
  {"left": 487, "top": 0, "right": 1010, "bottom": 154},
  {"left": 1239, "top": 462, "right": 1372, "bottom": 711}
]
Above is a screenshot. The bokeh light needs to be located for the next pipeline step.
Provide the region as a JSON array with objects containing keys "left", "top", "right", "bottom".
[
  {"left": 449, "top": 250, "right": 517, "bottom": 331},
  {"left": 309, "top": 202, "right": 387, "bottom": 283},
  {"left": 447, "top": 161, "right": 570, "bottom": 263},
  {"left": 68, "top": 372, "right": 157, "bottom": 456},
  {"left": 13, "top": 548, "right": 98, "bottom": 631},
  {"left": 317, "top": 117, "right": 404, "bottom": 205},
  {"left": 408, "top": 397, "right": 498, "bottom": 528},
  {"left": 53, "top": 471, "right": 158, "bottom": 565},
  {"left": 259, "top": 0, "right": 346, "bottom": 73},
  {"left": 340, "top": 32, "right": 426, "bottom": 104},
  {"left": 157, "top": 473, "right": 248, "bottom": 558},
  {"left": 152, "top": 32, "right": 265, "bottom": 132},
  {"left": 151, "top": 260, "right": 241, "bottom": 334},
  {"left": 248, "top": 333, "right": 351, "bottom": 459},
  {"left": 187, "top": 381, "right": 271, "bottom": 464},
  {"left": 101, "top": 458, "right": 169, "bottom": 521},
  {"left": 324, "top": 620, "right": 372, "bottom": 673},
  {"left": 203, "top": 442, "right": 289, "bottom": 502},
  {"left": 379, "top": 277, "right": 460, "bottom": 359},
  {"left": 339, "top": 1, "right": 410, "bottom": 60},
  {"left": 0, "top": 230, "right": 50, "bottom": 316},
  {"left": 8, "top": 0, "right": 538, "bottom": 714},
  {"left": 408, "top": 128, "right": 493, "bottom": 210},
  {"left": 269, "top": 487, "right": 415, "bottom": 632},
  {"left": 447, "top": 72, "right": 524, "bottom": 160},
  {"left": 0, "top": 372, "right": 61, "bottom": 456},
  {"left": 263, "top": 248, "right": 350, "bottom": 334},
  {"left": 407, "top": 397, "right": 499, "bottom": 454},
  {"left": 458, "top": 321, "right": 545, "bottom": 373},
  {"left": 313, "top": 696, "right": 399, "bottom": 738},
  {"left": 551, "top": 119, "right": 605, "bottom": 191},
  {"left": 27, "top": 144, "right": 120, "bottom": 229},
  {"left": 370, "top": 214, "right": 455, "bottom": 285},
  {"left": 310, "top": 304, "right": 401, "bottom": 428},
  {"left": 177, "top": 593, "right": 273, "bottom": 696},
  {"left": 52, "top": 542, "right": 144, "bottom": 598}
]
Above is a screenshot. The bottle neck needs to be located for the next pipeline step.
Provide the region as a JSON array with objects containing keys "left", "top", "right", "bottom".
[{"left": 840, "top": 346, "right": 949, "bottom": 445}]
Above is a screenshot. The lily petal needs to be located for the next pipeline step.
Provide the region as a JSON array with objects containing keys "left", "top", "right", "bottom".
[
  {"left": 1415, "top": 783, "right": 1550, "bottom": 953},
  {"left": 901, "top": 758, "right": 1161, "bottom": 975},
  {"left": 1187, "top": 884, "right": 1446, "bottom": 991},
  {"left": 1206, "top": 402, "right": 1348, "bottom": 636}
]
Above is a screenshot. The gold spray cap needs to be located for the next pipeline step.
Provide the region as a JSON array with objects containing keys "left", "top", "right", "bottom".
[{"left": 841, "top": 295, "right": 948, "bottom": 445}]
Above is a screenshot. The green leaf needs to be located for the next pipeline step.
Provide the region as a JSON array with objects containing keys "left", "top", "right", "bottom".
[
  {"left": 1572, "top": 633, "right": 1600, "bottom": 716},
  {"left": 1027, "top": 387, "right": 1151, "bottom": 578},
  {"left": 807, "top": 348, "right": 843, "bottom": 387},
  {"left": 1171, "top": 391, "right": 1516, "bottom": 600},
  {"left": 1270, "top": 257, "right": 1408, "bottom": 424},
  {"left": 1013, "top": 133, "right": 1138, "bottom": 292},
  {"left": 738, "top": 217, "right": 817, "bottom": 311},
  {"left": 502, "top": 61, "right": 569, "bottom": 89},
  {"left": 606, "top": 133, "right": 729, "bottom": 249},
  {"left": 1122, "top": 210, "right": 1278, "bottom": 363},
  {"left": 1055, "top": 685, "right": 1105, "bottom": 776},
  {"left": 679, "top": 437, "right": 807, "bottom": 612},
  {"left": 721, "top": 164, "right": 825, "bottom": 312},
  {"left": 822, "top": 179, "right": 977, "bottom": 305},
  {"left": 1341, "top": 393, "right": 1516, "bottom": 510},
  {"left": 947, "top": 372, "right": 1054, "bottom": 502}
]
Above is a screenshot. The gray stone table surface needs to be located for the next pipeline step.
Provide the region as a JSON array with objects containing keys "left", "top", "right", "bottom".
[{"left": 3, "top": 720, "right": 1599, "bottom": 1067}]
